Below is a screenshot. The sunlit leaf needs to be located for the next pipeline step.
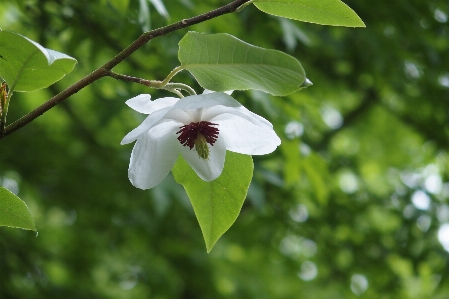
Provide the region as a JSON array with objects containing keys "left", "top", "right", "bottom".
[
  {"left": 0, "top": 187, "right": 36, "bottom": 231},
  {"left": 0, "top": 31, "right": 77, "bottom": 92},
  {"left": 253, "top": 0, "right": 365, "bottom": 27},
  {"left": 178, "top": 31, "right": 306, "bottom": 96},
  {"left": 172, "top": 151, "right": 253, "bottom": 252}
]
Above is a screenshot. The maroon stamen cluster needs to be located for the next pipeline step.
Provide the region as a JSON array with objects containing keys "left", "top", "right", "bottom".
[{"left": 176, "top": 121, "right": 219, "bottom": 149}]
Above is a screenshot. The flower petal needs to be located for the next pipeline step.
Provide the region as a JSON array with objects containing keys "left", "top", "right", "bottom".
[
  {"left": 212, "top": 113, "right": 281, "bottom": 155},
  {"left": 203, "top": 89, "right": 233, "bottom": 95},
  {"left": 174, "top": 93, "right": 240, "bottom": 110},
  {"left": 121, "top": 107, "right": 174, "bottom": 145},
  {"left": 126, "top": 94, "right": 179, "bottom": 114},
  {"left": 163, "top": 108, "right": 200, "bottom": 124},
  {"left": 128, "top": 121, "right": 180, "bottom": 189},
  {"left": 180, "top": 135, "right": 226, "bottom": 182},
  {"left": 202, "top": 104, "right": 273, "bottom": 129}
]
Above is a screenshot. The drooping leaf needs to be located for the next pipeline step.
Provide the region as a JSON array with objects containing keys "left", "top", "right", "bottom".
[
  {"left": 0, "top": 31, "right": 77, "bottom": 92},
  {"left": 253, "top": 0, "right": 365, "bottom": 27},
  {"left": 178, "top": 31, "right": 306, "bottom": 96},
  {"left": 0, "top": 187, "right": 36, "bottom": 231},
  {"left": 172, "top": 151, "right": 253, "bottom": 252}
]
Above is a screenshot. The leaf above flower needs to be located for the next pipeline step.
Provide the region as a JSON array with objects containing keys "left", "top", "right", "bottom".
[
  {"left": 253, "top": 0, "right": 365, "bottom": 27},
  {"left": 0, "top": 31, "right": 77, "bottom": 92},
  {"left": 178, "top": 32, "right": 306, "bottom": 96}
]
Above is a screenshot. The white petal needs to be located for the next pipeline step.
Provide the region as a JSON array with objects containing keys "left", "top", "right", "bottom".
[
  {"left": 163, "top": 108, "right": 199, "bottom": 124},
  {"left": 213, "top": 113, "right": 281, "bottom": 155},
  {"left": 126, "top": 94, "right": 179, "bottom": 114},
  {"left": 121, "top": 107, "right": 173, "bottom": 145},
  {"left": 128, "top": 121, "right": 180, "bottom": 189},
  {"left": 174, "top": 93, "right": 240, "bottom": 110},
  {"left": 203, "top": 89, "right": 233, "bottom": 95},
  {"left": 180, "top": 135, "right": 226, "bottom": 182},
  {"left": 203, "top": 104, "right": 273, "bottom": 129}
]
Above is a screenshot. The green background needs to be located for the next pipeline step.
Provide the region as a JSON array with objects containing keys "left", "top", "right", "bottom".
[{"left": 1, "top": 0, "right": 448, "bottom": 298}]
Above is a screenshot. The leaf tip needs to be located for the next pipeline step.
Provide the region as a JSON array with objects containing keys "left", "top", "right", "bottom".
[
  {"left": 300, "top": 78, "right": 313, "bottom": 89},
  {"left": 350, "top": 19, "right": 366, "bottom": 28}
]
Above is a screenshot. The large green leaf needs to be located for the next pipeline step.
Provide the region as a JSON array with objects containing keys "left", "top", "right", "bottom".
[
  {"left": 253, "top": 0, "right": 365, "bottom": 27},
  {"left": 0, "top": 31, "right": 77, "bottom": 92},
  {"left": 172, "top": 151, "right": 253, "bottom": 252},
  {"left": 0, "top": 187, "right": 36, "bottom": 231},
  {"left": 178, "top": 32, "right": 306, "bottom": 96}
]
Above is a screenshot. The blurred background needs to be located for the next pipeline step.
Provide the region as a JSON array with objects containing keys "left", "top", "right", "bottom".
[{"left": 1, "top": 0, "right": 449, "bottom": 298}]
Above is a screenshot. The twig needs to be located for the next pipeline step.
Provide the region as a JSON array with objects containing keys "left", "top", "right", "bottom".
[
  {"left": 106, "top": 71, "right": 196, "bottom": 96},
  {"left": 1, "top": 0, "right": 252, "bottom": 139},
  {"left": 106, "top": 71, "right": 159, "bottom": 87}
]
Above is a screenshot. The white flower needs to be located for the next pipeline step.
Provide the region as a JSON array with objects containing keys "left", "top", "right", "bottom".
[{"left": 121, "top": 92, "right": 281, "bottom": 189}]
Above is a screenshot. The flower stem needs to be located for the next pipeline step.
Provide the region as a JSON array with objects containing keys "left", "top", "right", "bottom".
[
  {"left": 164, "top": 83, "right": 196, "bottom": 96},
  {"left": 158, "top": 66, "right": 184, "bottom": 87},
  {"left": 236, "top": 0, "right": 254, "bottom": 12}
]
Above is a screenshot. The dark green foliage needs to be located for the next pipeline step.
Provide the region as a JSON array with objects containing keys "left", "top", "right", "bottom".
[{"left": 0, "top": 0, "right": 448, "bottom": 298}]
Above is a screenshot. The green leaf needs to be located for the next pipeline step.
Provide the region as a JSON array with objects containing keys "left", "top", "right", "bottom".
[
  {"left": 172, "top": 151, "right": 253, "bottom": 252},
  {"left": 0, "top": 31, "right": 77, "bottom": 92},
  {"left": 178, "top": 31, "right": 306, "bottom": 96},
  {"left": 253, "top": 0, "right": 365, "bottom": 27},
  {"left": 0, "top": 187, "right": 36, "bottom": 231}
]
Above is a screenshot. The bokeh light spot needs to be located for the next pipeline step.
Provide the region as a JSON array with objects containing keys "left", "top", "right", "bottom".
[
  {"left": 297, "top": 261, "right": 318, "bottom": 281},
  {"left": 350, "top": 274, "right": 369, "bottom": 295},
  {"left": 411, "top": 190, "right": 431, "bottom": 210}
]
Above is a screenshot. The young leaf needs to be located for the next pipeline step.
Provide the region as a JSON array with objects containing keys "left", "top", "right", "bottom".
[
  {"left": 0, "top": 187, "right": 36, "bottom": 231},
  {"left": 172, "top": 151, "right": 253, "bottom": 252},
  {"left": 178, "top": 32, "right": 306, "bottom": 96},
  {"left": 253, "top": 0, "right": 366, "bottom": 27},
  {"left": 0, "top": 31, "right": 77, "bottom": 92}
]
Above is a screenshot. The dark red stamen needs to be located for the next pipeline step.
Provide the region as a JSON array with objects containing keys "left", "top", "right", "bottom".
[{"left": 176, "top": 121, "right": 219, "bottom": 149}]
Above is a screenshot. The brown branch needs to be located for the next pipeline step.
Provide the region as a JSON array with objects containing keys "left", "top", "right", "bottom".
[{"left": 1, "top": 0, "right": 252, "bottom": 139}]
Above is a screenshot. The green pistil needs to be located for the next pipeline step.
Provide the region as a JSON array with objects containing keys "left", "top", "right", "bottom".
[{"left": 194, "top": 134, "right": 210, "bottom": 160}]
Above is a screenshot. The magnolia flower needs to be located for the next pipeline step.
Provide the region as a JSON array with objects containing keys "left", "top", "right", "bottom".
[{"left": 121, "top": 92, "right": 281, "bottom": 189}]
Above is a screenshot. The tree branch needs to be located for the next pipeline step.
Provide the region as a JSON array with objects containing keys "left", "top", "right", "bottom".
[{"left": 1, "top": 0, "right": 252, "bottom": 139}]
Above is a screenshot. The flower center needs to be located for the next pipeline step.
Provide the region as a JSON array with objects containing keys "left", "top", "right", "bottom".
[{"left": 176, "top": 121, "right": 219, "bottom": 160}]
